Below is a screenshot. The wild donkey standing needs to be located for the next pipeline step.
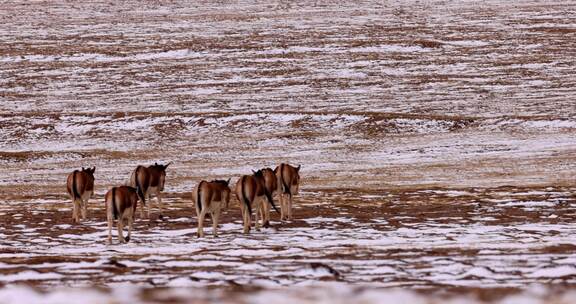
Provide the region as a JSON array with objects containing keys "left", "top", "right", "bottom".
[
  {"left": 129, "top": 162, "right": 170, "bottom": 219},
  {"left": 192, "top": 179, "right": 231, "bottom": 238},
  {"left": 235, "top": 170, "right": 279, "bottom": 234},
  {"left": 105, "top": 186, "right": 139, "bottom": 244},
  {"left": 275, "top": 163, "right": 301, "bottom": 221},
  {"left": 66, "top": 167, "right": 95, "bottom": 223},
  {"left": 258, "top": 167, "right": 280, "bottom": 228}
]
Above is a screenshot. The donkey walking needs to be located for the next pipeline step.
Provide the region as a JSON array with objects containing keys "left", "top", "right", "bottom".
[
  {"left": 192, "top": 179, "right": 231, "bottom": 238},
  {"left": 258, "top": 168, "right": 279, "bottom": 228},
  {"left": 235, "top": 170, "right": 279, "bottom": 234},
  {"left": 275, "top": 163, "right": 301, "bottom": 221},
  {"left": 66, "top": 167, "right": 95, "bottom": 223},
  {"left": 129, "top": 162, "right": 170, "bottom": 218},
  {"left": 105, "top": 186, "right": 139, "bottom": 244}
]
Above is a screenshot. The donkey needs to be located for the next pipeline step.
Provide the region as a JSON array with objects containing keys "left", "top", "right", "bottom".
[
  {"left": 129, "top": 162, "right": 170, "bottom": 219},
  {"left": 66, "top": 167, "right": 95, "bottom": 223},
  {"left": 105, "top": 186, "right": 139, "bottom": 244},
  {"left": 275, "top": 163, "right": 301, "bottom": 221},
  {"left": 192, "top": 179, "right": 231, "bottom": 238},
  {"left": 258, "top": 168, "right": 279, "bottom": 228},
  {"left": 235, "top": 170, "right": 279, "bottom": 234}
]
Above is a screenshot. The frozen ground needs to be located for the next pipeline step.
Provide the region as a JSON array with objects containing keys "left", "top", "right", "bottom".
[{"left": 1, "top": 0, "right": 576, "bottom": 302}]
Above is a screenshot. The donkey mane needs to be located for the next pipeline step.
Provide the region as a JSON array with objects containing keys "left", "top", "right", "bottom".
[
  {"left": 211, "top": 179, "right": 230, "bottom": 186},
  {"left": 149, "top": 162, "right": 171, "bottom": 171},
  {"left": 81, "top": 166, "right": 96, "bottom": 175},
  {"left": 253, "top": 169, "right": 264, "bottom": 177}
]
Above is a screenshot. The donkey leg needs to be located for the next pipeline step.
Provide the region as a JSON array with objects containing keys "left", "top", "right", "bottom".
[
  {"left": 197, "top": 209, "right": 206, "bottom": 238},
  {"left": 243, "top": 208, "right": 250, "bottom": 235},
  {"left": 72, "top": 198, "right": 78, "bottom": 223},
  {"left": 107, "top": 205, "right": 113, "bottom": 245},
  {"left": 279, "top": 194, "right": 286, "bottom": 221},
  {"left": 117, "top": 218, "right": 125, "bottom": 243},
  {"left": 126, "top": 212, "right": 134, "bottom": 243},
  {"left": 288, "top": 194, "right": 294, "bottom": 220},
  {"left": 75, "top": 199, "right": 82, "bottom": 223},
  {"left": 146, "top": 193, "right": 151, "bottom": 219},
  {"left": 212, "top": 210, "right": 220, "bottom": 238},
  {"left": 140, "top": 201, "right": 146, "bottom": 219},
  {"left": 254, "top": 199, "right": 261, "bottom": 231},
  {"left": 257, "top": 203, "right": 265, "bottom": 228},
  {"left": 286, "top": 194, "right": 292, "bottom": 220},
  {"left": 80, "top": 198, "right": 87, "bottom": 220},
  {"left": 156, "top": 191, "right": 163, "bottom": 217},
  {"left": 263, "top": 199, "right": 271, "bottom": 228}
]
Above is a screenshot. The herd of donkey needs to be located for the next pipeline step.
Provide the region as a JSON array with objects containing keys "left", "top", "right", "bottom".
[{"left": 65, "top": 162, "right": 301, "bottom": 244}]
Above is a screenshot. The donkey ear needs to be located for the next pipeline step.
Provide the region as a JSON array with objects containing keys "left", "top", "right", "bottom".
[
  {"left": 226, "top": 178, "right": 231, "bottom": 185},
  {"left": 252, "top": 170, "right": 256, "bottom": 174},
  {"left": 164, "top": 162, "right": 172, "bottom": 169},
  {"left": 296, "top": 165, "right": 301, "bottom": 171},
  {"left": 91, "top": 166, "right": 96, "bottom": 173}
]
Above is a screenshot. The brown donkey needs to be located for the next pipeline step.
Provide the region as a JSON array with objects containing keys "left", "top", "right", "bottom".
[
  {"left": 192, "top": 179, "right": 231, "bottom": 238},
  {"left": 258, "top": 168, "right": 280, "bottom": 228},
  {"left": 129, "top": 162, "right": 170, "bottom": 218},
  {"left": 235, "top": 170, "right": 279, "bottom": 234},
  {"left": 105, "top": 186, "right": 139, "bottom": 244},
  {"left": 275, "top": 163, "right": 301, "bottom": 220},
  {"left": 66, "top": 167, "right": 95, "bottom": 223}
]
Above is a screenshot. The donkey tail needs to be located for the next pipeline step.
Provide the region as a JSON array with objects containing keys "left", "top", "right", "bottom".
[
  {"left": 265, "top": 188, "right": 279, "bottom": 213},
  {"left": 280, "top": 164, "right": 291, "bottom": 195},
  {"left": 134, "top": 166, "right": 146, "bottom": 205},
  {"left": 111, "top": 187, "right": 119, "bottom": 220},
  {"left": 196, "top": 181, "right": 204, "bottom": 213},
  {"left": 241, "top": 176, "right": 252, "bottom": 215},
  {"left": 72, "top": 170, "right": 81, "bottom": 200}
]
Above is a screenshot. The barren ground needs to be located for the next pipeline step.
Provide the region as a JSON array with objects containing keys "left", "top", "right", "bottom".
[{"left": 1, "top": 0, "right": 576, "bottom": 303}]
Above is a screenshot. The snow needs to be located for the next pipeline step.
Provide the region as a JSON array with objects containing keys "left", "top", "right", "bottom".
[
  {"left": 295, "top": 267, "right": 335, "bottom": 278},
  {"left": 0, "top": 49, "right": 204, "bottom": 64},
  {"left": 498, "top": 201, "right": 556, "bottom": 208},
  {"left": 528, "top": 266, "right": 576, "bottom": 278},
  {"left": 1, "top": 0, "right": 576, "bottom": 300},
  {"left": 0, "top": 271, "right": 63, "bottom": 282},
  {"left": 6, "top": 284, "right": 576, "bottom": 304},
  {"left": 443, "top": 40, "right": 491, "bottom": 47}
]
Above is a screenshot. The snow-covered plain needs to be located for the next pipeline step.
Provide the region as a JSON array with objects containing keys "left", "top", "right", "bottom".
[{"left": 1, "top": 0, "right": 576, "bottom": 302}]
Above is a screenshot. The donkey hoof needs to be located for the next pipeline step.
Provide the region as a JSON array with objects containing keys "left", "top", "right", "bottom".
[
  {"left": 263, "top": 221, "right": 270, "bottom": 228},
  {"left": 125, "top": 236, "right": 130, "bottom": 243}
]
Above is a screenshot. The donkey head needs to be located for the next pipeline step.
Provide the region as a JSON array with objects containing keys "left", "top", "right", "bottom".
[
  {"left": 292, "top": 165, "right": 301, "bottom": 195},
  {"left": 82, "top": 166, "right": 96, "bottom": 176},
  {"left": 150, "top": 162, "right": 171, "bottom": 191},
  {"left": 253, "top": 169, "right": 264, "bottom": 178}
]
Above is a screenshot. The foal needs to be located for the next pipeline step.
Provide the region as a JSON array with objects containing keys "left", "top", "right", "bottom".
[
  {"left": 275, "top": 163, "right": 301, "bottom": 220},
  {"left": 192, "top": 179, "right": 231, "bottom": 238},
  {"left": 129, "top": 162, "right": 170, "bottom": 218},
  {"left": 66, "top": 167, "right": 95, "bottom": 223},
  {"left": 105, "top": 186, "right": 139, "bottom": 244},
  {"left": 235, "top": 170, "right": 278, "bottom": 234}
]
